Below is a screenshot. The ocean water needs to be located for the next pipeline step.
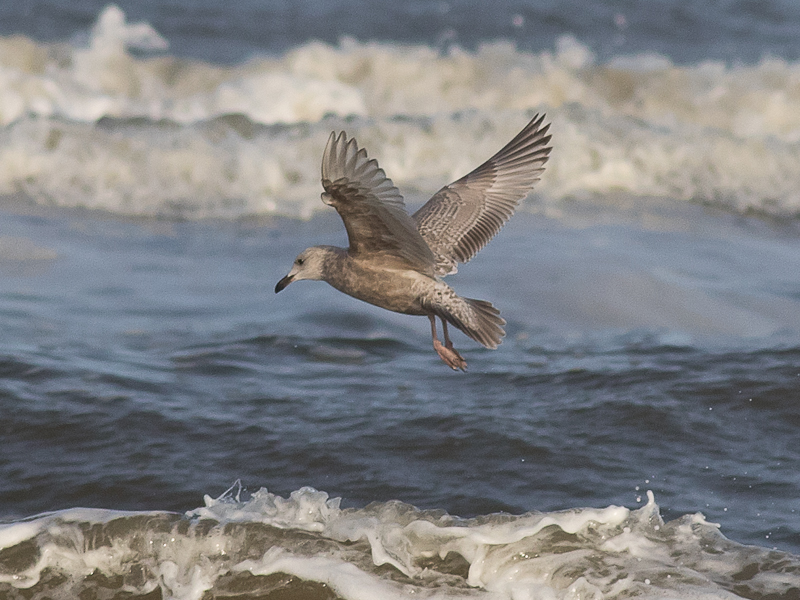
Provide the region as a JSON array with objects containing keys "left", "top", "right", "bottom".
[{"left": 1, "top": 2, "right": 800, "bottom": 598}]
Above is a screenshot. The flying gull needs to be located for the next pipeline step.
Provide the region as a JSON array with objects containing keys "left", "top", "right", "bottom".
[{"left": 275, "top": 114, "right": 552, "bottom": 370}]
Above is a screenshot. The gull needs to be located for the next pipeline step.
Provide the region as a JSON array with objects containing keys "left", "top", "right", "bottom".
[{"left": 275, "top": 114, "right": 552, "bottom": 370}]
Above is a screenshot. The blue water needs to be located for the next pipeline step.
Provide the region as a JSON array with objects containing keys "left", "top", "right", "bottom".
[
  {"left": 1, "top": 2, "right": 799, "bottom": 598},
  {"left": 4, "top": 0, "right": 800, "bottom": 64}
]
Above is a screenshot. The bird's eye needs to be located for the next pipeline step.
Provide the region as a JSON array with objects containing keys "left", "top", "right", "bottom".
[{"left": 296, "top": 258, "right": 305, "bottom": 265}]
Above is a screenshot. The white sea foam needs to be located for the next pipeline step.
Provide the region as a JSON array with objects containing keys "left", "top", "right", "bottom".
[
  {"left": 0, "top": 5, "right": 799, "bottom": 218},
  {"left": 0, "top": 487, "right": 797, "bottom": 599}
]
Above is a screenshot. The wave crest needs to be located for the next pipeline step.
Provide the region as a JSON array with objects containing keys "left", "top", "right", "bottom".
[
  {"left": 1, "top": 487, "right": 797, "bottom": 599},
  {"left": 1, "top": 5, "right": 799, "bottom": 218}
]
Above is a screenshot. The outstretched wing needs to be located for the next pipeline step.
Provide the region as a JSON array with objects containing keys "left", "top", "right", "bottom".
[
  {"left": 321, "top": 131, "right": 436, "bottom": 273},
  {"left": 413, "top": 114, "right": 552, "bottom": 276}
]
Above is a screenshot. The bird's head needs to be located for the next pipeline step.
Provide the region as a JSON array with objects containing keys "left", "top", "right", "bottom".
[{"left": 274, "top": 246, "right": 333, "bottom": 293}]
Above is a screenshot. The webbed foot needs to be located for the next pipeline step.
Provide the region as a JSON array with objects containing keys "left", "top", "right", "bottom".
[{"left": 433, "top": 340, "right": 467, "bottom": 371}]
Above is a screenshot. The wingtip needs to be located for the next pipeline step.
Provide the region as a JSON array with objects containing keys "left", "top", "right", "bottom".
[
  {"left": 323, "top": 130, "right": 369, "bottom": 183},
  {"left": 527, "top": 112, "right": 552, "bottom": 143},
  {"left": 525, "top": 113, "right": 553, "bottom": 161},
  {"left": 322, "top": 131, "right": 338, "bottom": 180}
]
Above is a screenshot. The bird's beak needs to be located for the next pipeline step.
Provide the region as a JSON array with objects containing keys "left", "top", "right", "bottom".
[{"left": 274, "top": 274, "right": 294, "bottom": 293}]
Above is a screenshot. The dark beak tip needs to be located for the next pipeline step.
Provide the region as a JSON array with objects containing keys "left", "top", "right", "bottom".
[{"left": 274, "top": 275, "right": 292, "bottom": 293}]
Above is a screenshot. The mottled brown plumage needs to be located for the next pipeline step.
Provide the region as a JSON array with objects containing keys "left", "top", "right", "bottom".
[
  {"left": 414, "top": 113, "right": 552, "bottom": 276},
  {"left": 275, "top": 115, "right": 552, "bottom": 370}
]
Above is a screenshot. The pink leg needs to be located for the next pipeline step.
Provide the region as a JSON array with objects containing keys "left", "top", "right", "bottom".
[
  {"left": 429, "top": 315, "right": 467, "bottom": 371},
  {"left": 442, "top": 319, "right": 454, "bottom": 349}
]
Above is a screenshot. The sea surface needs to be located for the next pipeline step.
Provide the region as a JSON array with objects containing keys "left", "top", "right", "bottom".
[{"left": 1, "top": 1, "right": 800, "bottom": 598}]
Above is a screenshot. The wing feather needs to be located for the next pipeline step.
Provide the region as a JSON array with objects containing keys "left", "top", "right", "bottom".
[
  {"left": 321, "top": 131, "right": 436, "bottom": 272},
  {"left": 413, "top": 114, "right": 552, "bottom": 276}
]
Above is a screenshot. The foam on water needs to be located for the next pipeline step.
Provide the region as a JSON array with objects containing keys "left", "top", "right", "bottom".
[
  {"left": 0, "top": 486, "right": 797, "bottom": 599},
  {"left": 1, "top": 5, "right": 800, "bottom": 219}
]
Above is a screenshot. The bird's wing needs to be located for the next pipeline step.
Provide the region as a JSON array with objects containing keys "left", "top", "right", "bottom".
[
  {"left": 321, "top": 131, "right": 436, "bottom": 273},
  {"left": 412, "top": 114, "right": 552, "bottom": 276}
]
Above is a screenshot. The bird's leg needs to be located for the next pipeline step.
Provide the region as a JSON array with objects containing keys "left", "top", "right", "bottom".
[
  {"left": 441, "top": 319, "right": 454, "bottom": 349},
  {"left": 429, "top": 315, "right": 467, "bottom": 371},
  {"left": 441, "top": 319, "right": 467, "bottom": 370}
]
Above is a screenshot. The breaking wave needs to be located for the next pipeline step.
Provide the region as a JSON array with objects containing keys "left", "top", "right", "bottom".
[
  {"left": 1, "top": 486, "right": 798, "bottom": 599},
  {"left": 1, "top": 5, "right": 799, "bottom": 218}
]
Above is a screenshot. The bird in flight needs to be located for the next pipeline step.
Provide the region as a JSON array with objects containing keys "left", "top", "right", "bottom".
[{"left": 275, "top": 114, "right": 552, "bottom": 370}]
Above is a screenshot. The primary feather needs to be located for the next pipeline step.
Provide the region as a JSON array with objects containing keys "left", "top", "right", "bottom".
[
  {"left": 320, "top": 131, "right": 436, "bottom": 273},
  {"left": 413, "top": 114, "right": 552, "bottom": 275}
]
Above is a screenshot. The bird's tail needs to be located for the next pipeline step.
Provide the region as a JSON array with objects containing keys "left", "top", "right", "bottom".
[{"left": 435, "top": 297, "right": 506, "bottom": 349}]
